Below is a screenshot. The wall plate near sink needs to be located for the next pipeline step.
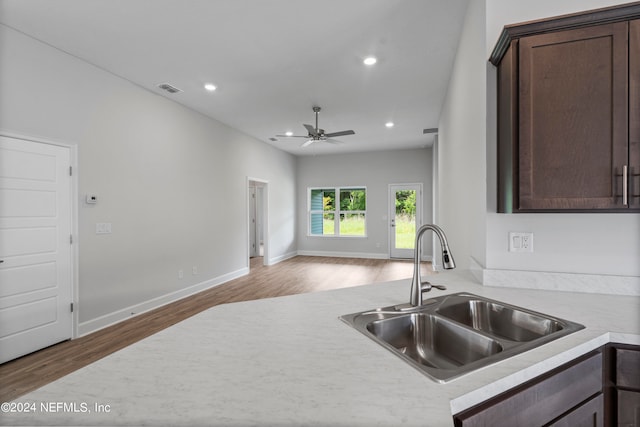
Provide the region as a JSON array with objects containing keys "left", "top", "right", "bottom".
[{"left": 339, "top": 293, "right": 584, "bottom": 383}]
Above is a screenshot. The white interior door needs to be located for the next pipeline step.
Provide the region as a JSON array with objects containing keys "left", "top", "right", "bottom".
[
  {"left": 0, "top": 136, "right": 73, "bottom": 363},
  {"left": 249, "top": 186, "right": 257, "bottom": 257},
  {"left": 256, "top": 186, "right": 264, "bottom": 256},
  {"left": 248, "top": 179, "right": 267, "bottom": 264},
  {"left": 389, "top": 184, "right": 421, "bottom": 259}
]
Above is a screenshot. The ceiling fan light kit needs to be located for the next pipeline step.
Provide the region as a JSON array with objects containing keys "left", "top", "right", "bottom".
[{"left": 275, "top": 106, "right": 356, "bottom": 148}]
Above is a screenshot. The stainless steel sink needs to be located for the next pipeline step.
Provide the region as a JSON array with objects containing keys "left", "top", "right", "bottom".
[
  {"left": 340, "top": 293, "right": 584, "bottom": 383},
  {"left": 367, "top": 313, "right": 503, "bottom": 370},
  {"left": 436, "top": 296, "right": 564, "bottom": 342}
]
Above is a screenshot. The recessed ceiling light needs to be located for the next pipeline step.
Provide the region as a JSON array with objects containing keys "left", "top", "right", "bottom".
[
  {"left": 204, "top": 83, "right": 217, "bottom": 91},
  {"left": 385, "top": 122, "right": 394, "bottom": 128},
  {"left": 363, "top": 56, "right": 377, "bottom": 66},
  {"left": 285, "top": 131, "right": 293, "bottom": 136}
]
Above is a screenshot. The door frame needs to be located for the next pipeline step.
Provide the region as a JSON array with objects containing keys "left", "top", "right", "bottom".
[
  {"left": 0, "top": 130, "right": 79, "bottom": 339},
  {"left": 388, "top": 183, "right": 422, "bottom": 259},
  {"left": 246, "top": 177, "right": 268, "bottom": 267}
]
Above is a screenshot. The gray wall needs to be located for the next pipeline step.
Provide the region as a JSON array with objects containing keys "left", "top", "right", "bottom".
[
  {"left": 0, "top": 25, "right": 297, "bottom": 332},
  {"left": 296, "top": 149, "right": 433, "bottom": 259},
  {"left": 436, "top": 0, "right": 487, "bottom": 271}
]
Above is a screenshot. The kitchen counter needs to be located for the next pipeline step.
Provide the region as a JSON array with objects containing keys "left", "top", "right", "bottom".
[{"left": 3, "top": 270, "right": 640, "bottom": 426}]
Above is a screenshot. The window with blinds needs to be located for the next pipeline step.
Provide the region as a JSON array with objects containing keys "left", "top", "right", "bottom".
[{"left": 308, "top": 187, "right": 366, "bottom": 237}]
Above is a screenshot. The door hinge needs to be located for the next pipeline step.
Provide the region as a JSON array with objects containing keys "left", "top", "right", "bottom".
[
  {"left": 69, "top": 166, "right": 73, "bottom": 176},
  {"left": 70, "top": 302, "right": 74, "bottom": 313},
  {"left": 70, "top": 235, "right": 73, "bottom": 244}
]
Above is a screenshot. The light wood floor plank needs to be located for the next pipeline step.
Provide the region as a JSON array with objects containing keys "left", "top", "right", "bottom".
[{"left": 0, "top": 256, "right": 429, "bottom": 402}]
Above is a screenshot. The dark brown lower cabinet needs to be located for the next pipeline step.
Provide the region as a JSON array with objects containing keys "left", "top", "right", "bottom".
[
  {"left": 617, "top": 390, "right": 640, "bottom": 427},
  {"left": 548, "top": 394, "right": 604, "bottom": 427},
  {"left": 606, "top": 344, "right": 640, "bottom": 427},
  {"left": 453, "top": 344, "right": 640, "bottom": 426},
  {"left": 453, "top": 351, "right": 603, "bottom": 427}
]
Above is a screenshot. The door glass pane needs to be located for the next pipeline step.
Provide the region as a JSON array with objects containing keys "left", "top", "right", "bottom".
[{"left": 395, "top": 190, "right": 416, "bottom": 249}]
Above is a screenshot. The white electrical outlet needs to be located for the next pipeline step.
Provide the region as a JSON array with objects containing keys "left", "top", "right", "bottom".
[
  {"left": 509, "top": 232, "right": 533, "bottom": 253},
  {"left": 192, "top": 266, "right": 198, "bottom": 275},
  {"left": 178, "top": 269, "right": 184, "bottom": 279}
]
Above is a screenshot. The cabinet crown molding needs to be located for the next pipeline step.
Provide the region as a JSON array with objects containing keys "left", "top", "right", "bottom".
[{"left": 490, "top": 1, "right": 640, "bottom": 65}]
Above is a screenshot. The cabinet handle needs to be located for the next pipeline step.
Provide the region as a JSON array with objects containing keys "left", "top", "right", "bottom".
[{"left": 623, "top": 165, "right": 628, "bottom": 206}]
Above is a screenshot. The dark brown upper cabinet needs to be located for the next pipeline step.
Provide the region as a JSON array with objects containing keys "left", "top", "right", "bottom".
[{"left": 490, "top": 3, "right": 640, "bottom": 213}]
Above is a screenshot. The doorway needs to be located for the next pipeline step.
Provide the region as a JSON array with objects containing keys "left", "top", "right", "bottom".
[
  {"left": 247, "top": 178, "right": 268, "bottom": 267},
  {"left": 389, "top": 183, "right": 422, "bottom": 259},
  {"left": 0, "top": 135, "right": 74, "bottom": 363}
]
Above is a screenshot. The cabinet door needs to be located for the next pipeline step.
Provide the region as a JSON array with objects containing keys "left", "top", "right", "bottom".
[
  {"left": 616, "top": 348, "right": 640, "bottom": 390},
  {"left": 454, "top": 352, "right": 602, "bottom": 427},
  {"left": 617, "top": 390, "right": 640, "bottom": 427},
  {"left": 630, "top": 19, "right": 640, "bottom": 208},
  {"left": 547, "top": 393, "right": 604, "bottom": 427},
  {"left": 518, "top": 22, "right": 628, "bottom": 210}
]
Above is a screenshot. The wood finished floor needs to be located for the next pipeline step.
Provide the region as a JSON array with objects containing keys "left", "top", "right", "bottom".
[{"left": 0, "top": 256, "right": 430, "bottom": 403}]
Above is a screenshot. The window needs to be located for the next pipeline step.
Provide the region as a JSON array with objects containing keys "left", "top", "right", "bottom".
[{"left": 309, "top": 187, "right": 366, "bottom": 237}]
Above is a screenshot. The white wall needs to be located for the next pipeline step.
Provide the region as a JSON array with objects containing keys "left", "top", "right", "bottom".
[
  {"left": 484, "top": 0, "right": 640, "bottom": 278},
  {"left": 439, "top": 0, "right": 639, "bottom": 283},
  {"left": 0, "top": 25, "right": 297, "bottom": 332},
  {"left": 437, "top": 0, "right": 487, "bottom": 272},
  {"left": 296, "top": 149, "right": 433, "bottom": 259}
]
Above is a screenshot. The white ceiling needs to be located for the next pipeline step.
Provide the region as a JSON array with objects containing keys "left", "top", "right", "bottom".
[{"left": 0, "top": 0, "right": 469, "bottom": 156}]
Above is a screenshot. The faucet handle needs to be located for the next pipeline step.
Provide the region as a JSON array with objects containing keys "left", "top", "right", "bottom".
[{"left": 421, "top": 280, "right": 447, "bottom": 291}]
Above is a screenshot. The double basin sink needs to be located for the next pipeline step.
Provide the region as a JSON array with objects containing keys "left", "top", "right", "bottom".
[{"left": 340, "top": 293, "right": 584, "bottom": 383}]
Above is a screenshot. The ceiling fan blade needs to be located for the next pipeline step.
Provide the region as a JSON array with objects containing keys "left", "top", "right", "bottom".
[
  {"left": 324, "top": 139, "right": 345, "bottom": 145},
  {"left": 324, "top": 130, "right": 355, "bottom": 138},
  {"left": 300, "top": 139, "right": 315, "bottom": 148},
  {"left": 303, "top": 124, "right": 318, "bottom": 136},
  {"left": 275, "top": 134, "right": 308, "bottom": 138}
]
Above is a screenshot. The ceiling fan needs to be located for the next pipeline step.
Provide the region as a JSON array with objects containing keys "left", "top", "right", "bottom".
[{"left": 276, "top": 106, "right": 355, "bottom": 147}]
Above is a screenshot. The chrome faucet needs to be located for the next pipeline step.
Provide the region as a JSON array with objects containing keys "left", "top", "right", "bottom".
[{"left": 410, "top": 224, "right": 456, "bottom": 306}]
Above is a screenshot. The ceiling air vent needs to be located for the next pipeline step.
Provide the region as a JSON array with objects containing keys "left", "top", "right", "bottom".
[
  {"left": 157, "top": 83, "right": 183, "bottom": 94},
  {"left": 423, "top": 128, "right": 438, "bottom": 134}
]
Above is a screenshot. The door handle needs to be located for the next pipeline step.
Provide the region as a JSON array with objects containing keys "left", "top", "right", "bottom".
[{"left": 623, "top": 165, "right": 628, "bottom": 206}]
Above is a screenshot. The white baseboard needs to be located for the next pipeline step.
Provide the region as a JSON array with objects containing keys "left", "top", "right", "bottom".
[
  {"left": 296, "top": 250, "right": 389, "bottom": 260},
  {"left": 266, "top": 251, "right": 298, "bottom": 266},
  {"left": 78, "top": 267, "right": 249, "bottom": 336}
]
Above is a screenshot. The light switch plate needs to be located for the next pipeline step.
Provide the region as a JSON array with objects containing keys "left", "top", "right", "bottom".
[{"left": 96, "top": 222, "right": 112, "bottom": 234}]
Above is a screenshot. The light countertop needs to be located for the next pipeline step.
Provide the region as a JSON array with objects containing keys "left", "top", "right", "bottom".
[{"left": 3, "top": 270, "right": 640, "bottom": 426}]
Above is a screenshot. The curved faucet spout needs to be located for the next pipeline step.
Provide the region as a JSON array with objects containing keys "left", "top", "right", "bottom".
[{"left": 410, "top": 224, "right": 455, "bottom": 306}]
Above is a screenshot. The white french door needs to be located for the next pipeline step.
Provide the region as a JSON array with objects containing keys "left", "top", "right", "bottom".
[
  {"left": 389, "top": 184, "right": 422, "bottom": 259},
  {"left": 0, "top": 136, "right": 73, "bottom": 363}
]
